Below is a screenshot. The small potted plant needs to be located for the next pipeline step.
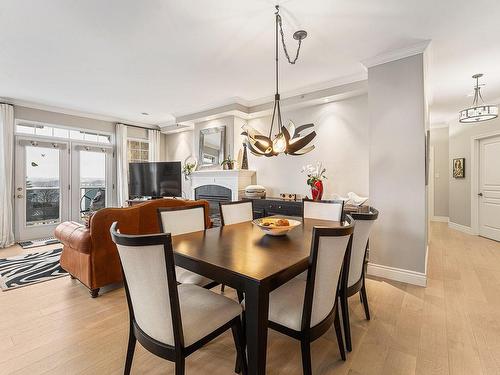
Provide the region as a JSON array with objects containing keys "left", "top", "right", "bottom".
[
  {"left": 221, "top": 155, "right": 236, "bottom": 170},
  {"left": 301, "top": 162, "right": 327, "bottom": 200}
]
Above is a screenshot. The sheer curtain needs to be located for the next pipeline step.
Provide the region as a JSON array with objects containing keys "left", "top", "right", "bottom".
[
  {"left": 148, "top": 129, "right": 161, "bottom": 162},
  {"left": 0, "top": 104, "right": 15, "bottom": 248},
  {"left": 116, "top": 123, "right": 129, "bottom": 207}
]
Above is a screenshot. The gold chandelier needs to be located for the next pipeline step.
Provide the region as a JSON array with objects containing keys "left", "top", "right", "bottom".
[{"left": 242, "top": 5, "right": 316, "bottom": 157}]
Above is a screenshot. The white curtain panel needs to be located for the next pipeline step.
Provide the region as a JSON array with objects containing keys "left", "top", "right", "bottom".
[
  {"left": 0, "top": 104, "right": 15, "bottom": 248},
  {"left": 148, "top": 129, "right": 161, "bottom": 162},
  {"left": 116, "top": 123, "right": 129, "bottom": 207}
]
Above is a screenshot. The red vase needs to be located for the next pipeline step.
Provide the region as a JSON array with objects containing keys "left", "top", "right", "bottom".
[{"left": 311, "top": 180, "right": 324, "bottom": 201}]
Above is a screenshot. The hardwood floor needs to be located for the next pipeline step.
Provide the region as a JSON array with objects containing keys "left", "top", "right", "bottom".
[{"left": 1, "top": 222, "right": 499, "bottom": 374}]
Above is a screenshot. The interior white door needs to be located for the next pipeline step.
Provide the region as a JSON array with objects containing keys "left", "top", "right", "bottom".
[
  {"left": 479, "top": 135, "right": 500, "bottom": 241},
  {"left": 14, "top": 137, "right": 70, "bottom": 241}
]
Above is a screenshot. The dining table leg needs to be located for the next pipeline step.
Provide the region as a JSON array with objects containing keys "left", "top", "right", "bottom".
[{"left": 244, "top": 281, "right": 269, "bottom": 375}]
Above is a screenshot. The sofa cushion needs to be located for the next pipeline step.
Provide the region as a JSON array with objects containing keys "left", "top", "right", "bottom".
[{"left": 54, "top": 221, "right": 92, "bottom": 254}]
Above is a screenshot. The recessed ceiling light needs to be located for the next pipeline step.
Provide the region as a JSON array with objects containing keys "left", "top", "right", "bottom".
[{"left": 141, "top": 112, "right": 149, "bottom": 116}]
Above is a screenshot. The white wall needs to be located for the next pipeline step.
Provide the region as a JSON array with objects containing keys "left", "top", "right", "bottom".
[
  {"left": 14, "top": 106, "right": 115, "bottom": 133},
  {"left": 449, "top": 116, "right": 500, "bottom": 227},
  {"left": 368, "top": 54, "right": 428, "bottom": 275},
  {"left": 164, "top": 130, "right": 195, "bottom": 198},
  {"left": 245, "top": 95, "right": 369, "bottom": 198},
  {"left": 430, "top": 127, "right": 449, "bottom": 218}
]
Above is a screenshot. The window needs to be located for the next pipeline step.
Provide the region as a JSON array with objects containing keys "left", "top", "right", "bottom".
[
  {"left": 15, "top": 122, "right": 111, "bottom": 144},
  {"left": 128, "top": 139, "right": 149, "bottom": 163}
]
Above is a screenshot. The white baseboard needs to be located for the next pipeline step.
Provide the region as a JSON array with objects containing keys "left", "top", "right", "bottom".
[
  {"left": 431, "top": 216, "right": 449, "bottom": 223},
  {"left": 367, "top": 263, "right": 427, "bottom": 287},
  {"left": 448, "top": 221, "right": 474, "bottom": 235}
]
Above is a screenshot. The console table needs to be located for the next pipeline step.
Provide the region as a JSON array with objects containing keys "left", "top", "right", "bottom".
[{"left": 250, "top": 197, "right": 371, "bottom": 219}]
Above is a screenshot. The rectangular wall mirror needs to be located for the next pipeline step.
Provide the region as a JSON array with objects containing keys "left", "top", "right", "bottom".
[{"left": 199, "top": 126, "right": 225, "bottom": 168}]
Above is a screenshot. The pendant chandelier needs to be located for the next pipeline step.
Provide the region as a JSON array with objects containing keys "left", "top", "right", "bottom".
[
  {"left": 242, "top": 5, "right": 316, "bottom": 157},
  {"left": 459, "top": 74, "right": 498, "bottom": 123}
]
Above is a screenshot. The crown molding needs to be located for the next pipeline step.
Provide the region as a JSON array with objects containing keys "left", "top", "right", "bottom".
[
  {"left": 361, "top": 40, "right": 431, "bottom": 69},
  {"left": 0, "top": 96, "right": 159, "bottom": 129}
]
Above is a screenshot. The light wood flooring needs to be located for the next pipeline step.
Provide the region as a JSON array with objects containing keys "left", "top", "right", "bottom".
[{"left": 1, "top": 222, "right": 500, "bottom": 374}]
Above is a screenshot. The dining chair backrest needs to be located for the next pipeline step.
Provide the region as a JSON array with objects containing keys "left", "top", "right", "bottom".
[
  {"left": 302, "top": 216, "right": 354, "bottom": 329},
  {"left": 347, "top": 208, "right": 379, "bottom": 288},
  {"left": 110, "top": 222, "right": 183, "bottom": 348},
  {"left": 157, "top": 204, "right": 207, "bottom": 236},
  {"left": 220, "top": 201, "right": 253, "bottom": 226},
  {"left": 303, "top": 199, "right": 344, "bottom": 222}
]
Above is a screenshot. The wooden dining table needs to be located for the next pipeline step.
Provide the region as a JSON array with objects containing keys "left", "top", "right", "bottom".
[{"left": 171, "top": 216, "right": 345, "bottom": 375}]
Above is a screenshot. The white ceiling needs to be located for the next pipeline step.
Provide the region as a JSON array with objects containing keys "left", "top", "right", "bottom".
[{"left": 1, "top": 0, "right": 499, "bottom": 126}]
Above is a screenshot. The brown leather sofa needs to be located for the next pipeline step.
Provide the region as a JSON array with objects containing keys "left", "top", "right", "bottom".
[{"left": 54, "top": 199, "right": 211, "bottom": 297}]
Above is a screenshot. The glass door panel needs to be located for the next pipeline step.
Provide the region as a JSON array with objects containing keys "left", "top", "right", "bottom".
[
  {"left": 79, "top": 151, "right": 106, "bottom": 219},
  {"left": 25, "top": 146, "right": 61, "bottom": 226}
]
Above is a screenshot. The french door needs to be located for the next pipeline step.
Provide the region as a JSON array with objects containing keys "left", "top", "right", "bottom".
[
  {"left": 15, "top": 138, "right": 70, "bottom": 241},
  {"left": 15, "top": 136, "right": 114, "bottom": 241}
]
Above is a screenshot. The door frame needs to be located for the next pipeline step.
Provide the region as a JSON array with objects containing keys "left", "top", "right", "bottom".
[{"left": 470, "top": 130, "right": 500, "bottom": 235}]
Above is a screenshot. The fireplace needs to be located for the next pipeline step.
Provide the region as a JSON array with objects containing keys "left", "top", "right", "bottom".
[{"left": 194, "top": 185, "right": 232, "bottom": 227}]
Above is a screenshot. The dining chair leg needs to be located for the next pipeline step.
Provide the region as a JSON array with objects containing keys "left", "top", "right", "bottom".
[
  {"left": 221, "top": 284, "right": 226, "bottom": 293},
  {"left": 232, "top": 318, "right": 248, "bottom": 375},
  {"left": 334, "top": 307, "right": 346, "bottom": 361},
  {"left": 340, "top": 292, "right": 352, "bottom": 352},
  {"left": 300, "top": 338, "right": 312, "bottom": 375},
  {"left": 124, "top": 324, "right": 136, "bottom": 375},
  {"left": 175, "top": 357, "right": 185, "bottom": 375},
  {"left": 360, "top": 282, "right": 371, "bottom": 321}
]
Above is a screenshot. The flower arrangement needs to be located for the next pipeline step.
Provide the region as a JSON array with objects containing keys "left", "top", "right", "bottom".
[
  {"left": 301, "top": 162, "right": 327, "bottom": 200},
  {"left": 182, "top": 162, "right": 196, "bottom": 180}
]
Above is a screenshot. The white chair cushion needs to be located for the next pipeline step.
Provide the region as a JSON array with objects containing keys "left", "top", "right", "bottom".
[
  {"left": 176, "top": 266, "right": 213, "bottom": 287},
  {"left": 178, "top": 284, "right": 242, "bottom": 346},
  {"left": 303, "top": 200, "right": 343, "bottom": 221},
  {"left": 221, "top": 202, "right": 253, "bottom": 225},
  {"left": 159, "top": 206, "right": 205, "bottom": 236},
  {"left": 267, "top": 277, "right": 307, "bottom": 331}
]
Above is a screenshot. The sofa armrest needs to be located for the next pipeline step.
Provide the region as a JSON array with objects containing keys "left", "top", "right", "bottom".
[{"left": 54, "top": 221, "right": 92, "bottom": 254}]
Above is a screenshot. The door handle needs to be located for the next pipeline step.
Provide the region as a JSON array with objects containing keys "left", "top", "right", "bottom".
[{"left": 478, "top": 192, "right": 483, "bottom": 197}]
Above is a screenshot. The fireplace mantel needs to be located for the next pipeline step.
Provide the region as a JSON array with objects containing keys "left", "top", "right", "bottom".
[{"left": 191, "top": 169, "right": 256, "bottom": 201}]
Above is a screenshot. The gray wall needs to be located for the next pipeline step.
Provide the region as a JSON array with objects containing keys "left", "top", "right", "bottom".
[
  {"left": 246, "top": 94, "right": 369, "bottom": 198},
  {"left": 430, "top": 127, "right": 449, "bottom": 217},
  {"left": 449, "top": 116, "right": 500, "bottom": 226},
  {"left": 368, "top": 54, "right": 428, "bottom": 274}
]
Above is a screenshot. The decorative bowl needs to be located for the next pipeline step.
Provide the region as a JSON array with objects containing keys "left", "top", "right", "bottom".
[{"left": 252, "top": 217, "right": 301, "bottom": 236}]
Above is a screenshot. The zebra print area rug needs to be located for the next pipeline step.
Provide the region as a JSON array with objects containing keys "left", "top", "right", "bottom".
[{"left": 0, "top": 248, "right": 68, "bottom": 291}]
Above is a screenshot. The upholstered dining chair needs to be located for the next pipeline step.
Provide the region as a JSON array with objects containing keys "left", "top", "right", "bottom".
[
  {"left": 302, "top": 199, "right": 345, "bottom": 222},
  {"left": 110, "top": 222, "right": 247, "bottom": 375},
  {"left": 220, "top": 200, "right": 254, "bottom": 226},
  {"left": 245, "top": 217, "right": 354, "bottom": 375},
  {"left": 219, "top": 200, "right": 254, "bottom": 296},
  {"left": 157, "top": 204, "right": 218, "bottom": 289},
  {"left": 339, "top": 208, "right": 379, "bottom": 352}
]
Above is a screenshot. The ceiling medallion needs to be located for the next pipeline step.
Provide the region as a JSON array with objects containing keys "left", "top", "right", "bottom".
[
  {"left": 242, "top": 5, "right": 316, "bottom": 157},
  {"left": 459, "top": 74, "right": 498, "bottom": 123}
]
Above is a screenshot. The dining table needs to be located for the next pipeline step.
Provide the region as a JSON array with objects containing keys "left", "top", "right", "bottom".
[{"left": 171, "top": 216, "right": 345, "bottom": 375}]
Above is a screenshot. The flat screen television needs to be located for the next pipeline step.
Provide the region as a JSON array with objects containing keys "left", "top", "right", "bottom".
[{"left": 129, "top": 161, "right": 182, "bottom": 198}]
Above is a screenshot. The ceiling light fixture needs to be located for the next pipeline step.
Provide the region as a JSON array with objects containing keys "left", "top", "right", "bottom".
[
  {"left": 459, "top": 74, "right": 498, "bottom": 123},
  {"left": 242, "top": 5, "right": 316, "bottom": 157}
]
